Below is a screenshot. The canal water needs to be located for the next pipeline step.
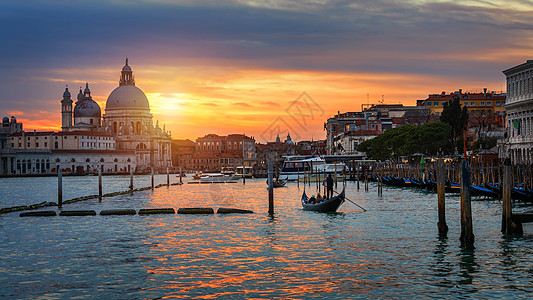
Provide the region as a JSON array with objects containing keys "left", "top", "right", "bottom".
[{"left": 0, "top": 176, "right": 532, "bottom": 299}]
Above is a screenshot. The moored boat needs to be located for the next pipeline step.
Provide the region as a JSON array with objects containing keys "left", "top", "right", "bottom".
[
  {"left": 200, "top": 173, "right": 240, "bottom": 183},
  {"left": 280, "top": 155, "right": 345, "bottom": 181}
]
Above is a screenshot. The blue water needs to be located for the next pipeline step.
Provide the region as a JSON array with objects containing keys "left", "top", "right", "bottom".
[{"left": 0, "top": 177, "right": 532, "bottom": 299}]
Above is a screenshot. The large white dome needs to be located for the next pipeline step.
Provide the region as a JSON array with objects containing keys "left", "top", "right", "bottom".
[{"left": 105, "top": 85, "right": 150, "bottom": 110}]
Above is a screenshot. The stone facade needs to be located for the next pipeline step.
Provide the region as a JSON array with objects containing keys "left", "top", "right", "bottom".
[
  {"left": 501, "top": 60, "right": 533, "bottom": 163},
  {"left": 192, "top": 134, "right": 256, "bottom": 172}
]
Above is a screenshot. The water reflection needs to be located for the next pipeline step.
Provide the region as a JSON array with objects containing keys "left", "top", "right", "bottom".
[
  {"left": 432, "top": 237, "right": 453, "bottom": 287},
  {"left": 0, "top": 178, "right": 532, "bottom": 298},
  {"left": 458, "top": 249, "right": 478, "bottom": 286}
]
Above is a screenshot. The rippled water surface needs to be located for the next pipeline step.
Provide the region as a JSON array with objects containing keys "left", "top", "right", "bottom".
[{"left": 0, "top": 176, "right": 532, "bottom": 299}]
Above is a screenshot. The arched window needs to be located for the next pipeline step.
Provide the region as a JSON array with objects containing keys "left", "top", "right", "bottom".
[
  {"left": 55, "top": 158, "right": 60, "bottom": 162},
  {"left": 114, "top": 158, "right": 118, "bottom": 162},
  {"left": 136, "top": 121, "right": 141, "bottom": 134},
  {"left": 71, "top": 158, "right": 76, "bottom": 162},
  {"left": 86, "top": 158, "right": 91, "bottom": 162},
  {"left": 54, "top": 141, "right": 58, "bottom": 149},
  {"left": 100, "top": 158, "right": 105, "bottom": 162},
  {"left": 113, "top": 122, "right": 118, "bottom": 133}
]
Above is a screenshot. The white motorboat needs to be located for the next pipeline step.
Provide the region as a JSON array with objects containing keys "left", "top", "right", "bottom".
[
  {"left": 279, "top": 155, "right": 345, "bottom": 181},
  {"left": 200, "top": 173, "right": 240, "bottom": 183}
]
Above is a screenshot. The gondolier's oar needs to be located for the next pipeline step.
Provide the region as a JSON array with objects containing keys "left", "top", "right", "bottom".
[{"left": 334, "top": 190, "right": 366, "bottom": 212}]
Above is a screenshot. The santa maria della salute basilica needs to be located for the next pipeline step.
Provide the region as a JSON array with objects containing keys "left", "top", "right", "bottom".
[{"left": 0, "top": 60, "right": 172, "bottom": 175}]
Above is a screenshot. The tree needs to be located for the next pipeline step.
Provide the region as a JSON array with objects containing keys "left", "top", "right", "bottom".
[
  {"left": 357, "top": 122, "right": 452, "bottom": 161},
  {"left": 440, "top": 97, "right": 469, "bottom": 147}
]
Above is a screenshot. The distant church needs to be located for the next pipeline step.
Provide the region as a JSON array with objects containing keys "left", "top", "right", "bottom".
[{"left": 60, "top": 59, "right": 172, "bottom": 170}]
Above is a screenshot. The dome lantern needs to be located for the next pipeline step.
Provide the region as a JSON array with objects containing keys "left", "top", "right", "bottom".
[
  {"left": 119, "top": 58, "right": 135, "bottom": 86},
  {"left": 105, "top": 59, "right": 150, "bottom": 111}
]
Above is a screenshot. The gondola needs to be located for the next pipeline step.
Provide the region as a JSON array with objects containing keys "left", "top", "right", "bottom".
[
  {"left": 265, "top": 179, "right": 287, "bottom": 188},
  {"left": 301, "top": 187, "right": 345, "bottom": 212},
  {"left": 273, "top": 179, "right": 286, "bottom": 188}
]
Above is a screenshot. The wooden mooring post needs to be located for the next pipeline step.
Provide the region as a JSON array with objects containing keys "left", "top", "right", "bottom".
[
  {"left": 98, "top": 163, "right": 102, "bottom": 201},
  {"left": 129, "top": 165, "right": 134, "bottom": 191},
  {"left": 268, "top": 162, "right": 274, "bottom": 214},
  {"left": 166, "top": 167, "right": 170, "bottom": 187},
  {"left": 437, "top": 159, "right": 448, "bottom": 237},
  {"left": 151, "top": 167, "right": 154, "bottom": 190},
  {"left": 179, "top": 167, "right": 183, "bottom": 184},
  {"left": 460, "top": 160, "right": 475, "bottom": 250},
  {"left": 377, "top": 170, "right": 383, "bottom": 197},
  {"left": 502, "top": 159, "right": 514, "bottom": 235},
  {"left": 356, "top": 164, "right": 360, "bottom": 190},
  {"left": 57, "top": 165, "right": 62, "bottom": 208},
  {"left": 364, "top": 166, "right": 369, "bottom": 191}
]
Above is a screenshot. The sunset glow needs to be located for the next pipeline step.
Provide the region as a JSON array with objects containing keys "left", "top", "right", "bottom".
[{"left": 1, "top": 0, "right": 530, "bottom": 141}]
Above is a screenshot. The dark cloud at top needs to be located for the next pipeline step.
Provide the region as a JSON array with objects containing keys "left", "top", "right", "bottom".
[{"left": 0, "top": 0, "right": 531, "bottom": 116}]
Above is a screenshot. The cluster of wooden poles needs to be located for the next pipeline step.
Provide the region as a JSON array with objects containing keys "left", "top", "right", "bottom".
[{"left": 358, "top": 159, "right": 531, "bottom": 249}]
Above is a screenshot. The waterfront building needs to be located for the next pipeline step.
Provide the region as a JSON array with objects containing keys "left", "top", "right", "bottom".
[
  {"left": 0, "top": 116, "right": 23, "bottom": 174},
  {"left": 61, "top": 59, "right": 172, "bottom": 171},
  {"left": 297, "top": 140, "right": 327, "bottom": 156},
  {"left": 192, "top": 134, "right": 256, "bottom": 172},
  {"left": 3, "top": 130, "right": 135, "bottom": 175},
  {"left": 325, "top": 104, "right": 429, "bottom": 154},
  {"left": 417, "top": 89, "right": 506, "bottom": 144},
  {"left": 333, "top": 129, "right": 379, "bottom": 156},
  {"left": 171, "top": 139, "right": 196, "bottom": 171},
  {"left": 0, "top": 59, "right": 171, "bottom": 175},
  {"left": 501, "top": 60, "right": 533, "bottom": 163},
  {"left": 256, "top": 135, "right": 299, "bottom": 165}
]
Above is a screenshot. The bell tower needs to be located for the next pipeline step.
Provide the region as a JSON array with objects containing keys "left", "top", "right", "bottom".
[{"left": 61, "top": 86, "right": 73, "bottom": 131}]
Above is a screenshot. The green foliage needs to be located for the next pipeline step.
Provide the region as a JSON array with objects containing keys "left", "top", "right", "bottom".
[
  {"left": 440, "top": 97, "right": 469, "bottom": 145},
  {"left": 357, "top": 122, "right": 452, "bottom": 161},
  {"left": 472, "top": 137, "right": 498, "bottom": 151}
]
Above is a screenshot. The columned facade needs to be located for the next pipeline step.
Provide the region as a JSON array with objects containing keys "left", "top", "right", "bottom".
[{"left": 501, "top": 60, "right": 533, "bottom": 164}]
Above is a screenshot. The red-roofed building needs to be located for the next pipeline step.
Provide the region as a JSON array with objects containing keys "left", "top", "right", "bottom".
[
  {"left": 191, "top": 134, "right": 256, "bottom": 172},
  {"left": 418, "top": 88, "right": 506, "bottom": 144}
]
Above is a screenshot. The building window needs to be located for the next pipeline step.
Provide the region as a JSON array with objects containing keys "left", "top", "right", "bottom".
[
  {"left": 464, "top": 102, "right": 468, "bottom": 106},
  {"left": 44, "top": 142, "right": 47, "bottom": 147},
  {"left": 496, "top": 101, "right": 500, "bottom": 106},
  {"left": 481, "top": 102, "right": 485, "bottom": 106},
  {"left": 486, "top": 102, "right": 491, "bottom": 106},
  {"left": 434, "top": 102, "right": 439, "bottom": 106},
  {"left": 435, "top": 112, "right": 440, "bottom": 116},
  {"left": 27, "top": 143, "right": 30, "bottom": 147},
  {"left": 36, "top": 143, "right": 39, "bottom": 147},
  {"left": 471, "top": 102, "right": 474, "bottom": 106},
  {"left": 55, "top": 141, "right": 58, "bottom": 149}
]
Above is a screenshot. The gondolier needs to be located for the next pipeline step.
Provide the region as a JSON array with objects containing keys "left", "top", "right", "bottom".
[{"left": 325, "top": 174, "right": 334, "bottom": 199}]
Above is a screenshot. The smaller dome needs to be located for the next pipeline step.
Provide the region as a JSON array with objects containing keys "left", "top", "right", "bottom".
[
  {"left": 74, "top": 99, "right": 101, "bottom": 118},
  {"left": 63, "top": 87, "right": 71, "bottom": 98},
  {"left": 84, "top": 83, "right": 91, "bottom": 94},
  {"left": 77, "top": 88, "right": 83, "bottom": 100},
  {"left": 2, "top": 117, "right": 9, "bottom": 123}
]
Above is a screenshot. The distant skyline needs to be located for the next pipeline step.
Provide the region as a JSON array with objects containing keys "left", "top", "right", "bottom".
[{"left": 1, "top": 0, "right": 530, "bottom": 142}]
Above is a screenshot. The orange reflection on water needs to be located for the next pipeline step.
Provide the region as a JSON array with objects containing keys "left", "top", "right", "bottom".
[{"left": 134, "top": 180, "right": 374, "bottom": 298}]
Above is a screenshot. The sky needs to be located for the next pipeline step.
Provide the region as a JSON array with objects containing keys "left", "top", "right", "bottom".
[{"left": 1, "top": 0, "right": 532, "bottom": 143}]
